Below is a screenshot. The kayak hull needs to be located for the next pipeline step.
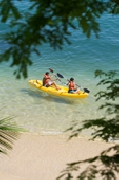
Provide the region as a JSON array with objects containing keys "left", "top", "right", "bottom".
[{"left": 28, "top": 80, "right": 89, "bottom": 99}]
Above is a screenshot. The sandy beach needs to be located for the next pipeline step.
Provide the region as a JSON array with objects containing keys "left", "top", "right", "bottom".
[{"left": 0, "top": 133, "right": 116, "bottom": 180}]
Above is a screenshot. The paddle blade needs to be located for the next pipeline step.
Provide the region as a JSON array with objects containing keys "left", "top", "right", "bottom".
[
  {"left": 83, "top": 88, "right": 90, "bottom": 94},
  {"left": 57, "top": 73, "right": 64, "bottom": 78},
  {"left": 49, "top": 68, "right": 53, "bottom": 73}
]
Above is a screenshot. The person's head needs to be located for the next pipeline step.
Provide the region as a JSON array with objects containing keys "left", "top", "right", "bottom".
[
  {"left": 45, "top": 72, "right": 49, "bottom": 75},
  {"left": 70, "top": 78, "right": 74, "bottom": 81}
]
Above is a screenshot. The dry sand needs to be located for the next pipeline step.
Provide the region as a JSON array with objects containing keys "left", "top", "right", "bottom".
[{"left": 0, "top": 133, "right": 116, "bottom": 180}]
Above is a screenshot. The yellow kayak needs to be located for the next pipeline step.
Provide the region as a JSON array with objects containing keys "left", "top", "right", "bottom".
[{"left": 28, "top": 80, "right": 89, "bottom": 99}]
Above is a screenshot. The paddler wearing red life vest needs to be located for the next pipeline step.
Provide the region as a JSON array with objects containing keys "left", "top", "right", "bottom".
[
  {"left": 68, "top": 78, "right": 80, "bottom": 94},
  {"left": 43, "top": 72, "right": 61, "bottom": 91}
]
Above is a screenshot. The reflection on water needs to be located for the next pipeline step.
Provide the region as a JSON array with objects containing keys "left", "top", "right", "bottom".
[{"left": 22, "top": 87, "right": 89, "bottom": 105}]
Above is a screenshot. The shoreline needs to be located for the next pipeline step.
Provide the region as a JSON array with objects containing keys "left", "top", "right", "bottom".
[{"left": 0, "top": 132, "right": 116, "bottom": 180}]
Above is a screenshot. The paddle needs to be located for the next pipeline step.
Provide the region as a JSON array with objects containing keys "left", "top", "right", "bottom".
[
  {"left": 49, "top": 68, "right": 66, "bottom": 84},
  {"left": 49, "top": 68, "right": 90, "bottom": 93},
  {"left": 57, "top": 73, "right": 90, "bottom": 94},
  {"left": 49, "top": 68, "right": 57, "bottom": 78}
]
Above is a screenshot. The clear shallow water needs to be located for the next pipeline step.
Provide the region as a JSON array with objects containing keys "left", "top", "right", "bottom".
[{"left": 0, "top": 3, "right": 119, "bottom": 136}]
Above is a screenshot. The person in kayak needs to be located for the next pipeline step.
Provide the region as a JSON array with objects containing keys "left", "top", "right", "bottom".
[
  {"left": 43, "top": 72, "right": 61, "bottom": 90},
  {"left": 68, "top": 78, "right": 80, "bottom": 94}
]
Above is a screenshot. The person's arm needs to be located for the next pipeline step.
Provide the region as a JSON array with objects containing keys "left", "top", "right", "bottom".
[{"left": 50, "top": 76, "right": 59, "bottom": 81}]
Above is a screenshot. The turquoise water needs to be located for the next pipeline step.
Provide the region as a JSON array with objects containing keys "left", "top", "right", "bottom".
[{"left": 0, "top": 2, "right": 119, "bottom": 136}]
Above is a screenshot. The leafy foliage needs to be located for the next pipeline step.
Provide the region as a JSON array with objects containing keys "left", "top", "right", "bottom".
[
  {"left": 0, "top": 116, "right": 24, "bottom": 154},
  {"left": 57, "top": 70, "right": 119, "bottom": 179},
  {"left": 0, "top": 0, "right": 119, "bottom": 78}
]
